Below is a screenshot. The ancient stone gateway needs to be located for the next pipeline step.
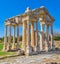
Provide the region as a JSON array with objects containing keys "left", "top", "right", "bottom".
[{"left": 3, "top": 6, "right": 55, "bottom": 55}]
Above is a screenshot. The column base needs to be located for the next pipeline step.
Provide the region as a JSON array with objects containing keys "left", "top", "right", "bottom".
[
  {"left": 2, "top": 48, "right": 7, "bottom": 52},
  {"left": 2, "top": 45, "right": 6, "bottom": 51},
  {"left": 3, "top": 46, "right": 11, "bottom": 52},
  {"left": 6, "top": 43, "right": 11, "bottom": 51},
  {"left": 48, "top": 46, "right": 51, "bottom": 51},
  {"left": 12, "top": 43, "right": 16, "bottom": 50},
  {"left": 51, "top": 46, "right": 55, "bottom": 51},
  {"left": 25, "top": 46, "right": 32, "bottom": 56},
  {"left": 22, "top": 46, "right": 26, "bottom": 52},
  {"left": 52, "top": 47, "right": 55, "bottom": 50},
  {"left": 16, "top": 43, "right": 20, "bottom": 50},
  {"left": 40, "top": 47, "right": 43, "bottom": 52},
  {"left": 2, "top": 49, "right": 8, "bottom": 52},
  {"left": 35, "top": 46, "right": 40, "bottom": 53},
  {"left": 45, "top": 46, "right": 48, "bottom": 52}
]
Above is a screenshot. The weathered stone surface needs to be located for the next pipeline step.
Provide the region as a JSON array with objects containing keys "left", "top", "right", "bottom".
[{"left": 0, "top": 53, "right": 60, "bottom": 64}]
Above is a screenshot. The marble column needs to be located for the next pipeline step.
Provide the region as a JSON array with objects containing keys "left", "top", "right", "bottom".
[
  {"left": 26, "top": 20, "right": 31, "bottom": 55},
  {"left": 45, "top": 25, "right": 49, "bottom": 52},
  {"left": 48, "top": 26, "right": 50, "bottom": 42},
  {"left": 35, "top": 21, "right": 39, "bottom": 52},
  {"left": 7, "top": 26, "right": 11, "bottom": 51},
  {"left": 22, "top": 21, "right": 26, "bottom": 52},
  {"left": 31, "top": 22, "right": 35, "bottom": 49},
  {"left": 40, "top": 24, "right": 44, "bottom": 51},
  {"left": 12, "top": 27, "right": 16, "bottom": 50},
  {"left": 47, "top": 26, "right": 51, "bottom": 50},
  {"left": 17, "top": 26, "right": 20, "bottom": 49},
  {"left": 50, "top": 25, "right": 55, "bottom": 50},
  {"left": 3, "top": 25, "right": 8, "bottom": 51}
]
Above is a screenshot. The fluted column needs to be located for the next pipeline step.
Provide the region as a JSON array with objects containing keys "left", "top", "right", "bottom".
[
  {"left": 22, "top": 21, "right": 26, "bottom": 52},
  {"left": 7, "top": 26, "right": 11, "bottom": 51},
  {"left": 3, "top": 25, "right": 8, "bottom": 51},
  {"left": 45, "top": 25, "right": 49, "bottom": 51},
  {"left": 47, "top": 26, "right": 51, "bottom": 50},
  {"left": 31, "top": 22, "right": 35, "bottom": 48},
  {"left": 35, "top": 21, "right": 39, "bottom": 52},
  {"left": 12, "top": 27, "right": 16, "bottom": 50},
  {"left": 26, "top": 20, "right": 31, "bottom": 55},
  {"left": 40, "top": 24, "right": 44, "bottom": 51},
  {"left": 50, "top": 25, "right": 55, "bottom": 50},
  {"left": 17, "top": 26, "right": 20, "bottom": 49}
]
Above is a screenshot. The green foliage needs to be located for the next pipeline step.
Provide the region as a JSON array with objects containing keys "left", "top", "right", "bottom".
[
  {"left": 20, "top": 43, "right": 22, "bottom": 48},
  {"left": 19, "top": 36, "right": 22, "bottom": 41},
  {"left": 0, "top": 43, "right": 3, "bottom": 51},
  {"left": 0, "top": 37, "right": 4, "bottom": 43},
  {"left": 53, "top": 36, "right": 60, "bottom": 41}
]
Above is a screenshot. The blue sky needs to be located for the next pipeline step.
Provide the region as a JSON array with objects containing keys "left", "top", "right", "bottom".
[{"left": 0, "top": 0, "right": 60, "bottom": 37}]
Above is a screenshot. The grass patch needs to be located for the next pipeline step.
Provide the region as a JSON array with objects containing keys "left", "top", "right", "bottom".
[
  {"left": 20, "top": 43, "right": 22, "bottom": 48},
  {"left": 0, "top": 43, "right": 16, "bottom": 56},
  {"left": 0, "top": 43, "right": 3, "bottom": 51},
  {"left": 0, "top": 43, "right": 22, "bottom": 57},
  {"left": 0, "top": 52, "right": 16, "bottom": 56}
]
